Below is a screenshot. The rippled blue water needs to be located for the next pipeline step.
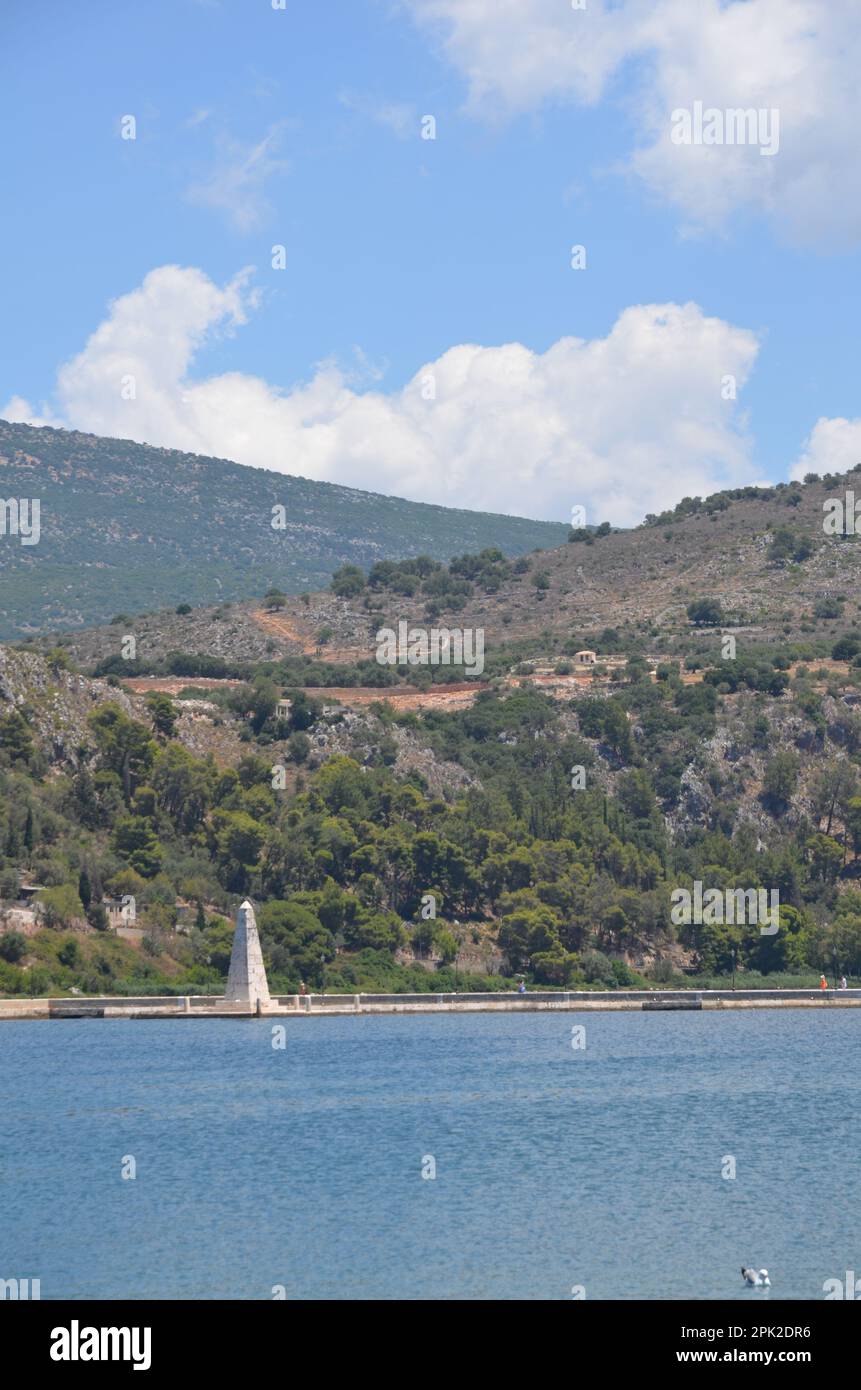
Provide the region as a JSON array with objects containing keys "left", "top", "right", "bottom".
[{"left": 1, "top": 1010, "right": 858, "bottom": 1299}]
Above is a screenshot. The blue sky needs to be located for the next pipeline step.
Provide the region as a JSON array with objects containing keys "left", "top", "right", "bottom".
[{"left": 2, "top": 0, "right": 860, "bottom": 525}]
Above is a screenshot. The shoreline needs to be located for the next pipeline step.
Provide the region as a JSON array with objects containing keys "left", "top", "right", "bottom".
[{"left": 2, "top": 987, "right": 860, "bottom": 1020}]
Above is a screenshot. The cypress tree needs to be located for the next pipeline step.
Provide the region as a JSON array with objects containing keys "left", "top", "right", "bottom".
[{"left": 5, "top": 820, "right": 20, "bottom": 860}]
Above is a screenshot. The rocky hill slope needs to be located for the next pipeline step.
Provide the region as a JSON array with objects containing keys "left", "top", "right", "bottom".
[{"left": 39, "top": 468, "right": 861, "bottom": 675}]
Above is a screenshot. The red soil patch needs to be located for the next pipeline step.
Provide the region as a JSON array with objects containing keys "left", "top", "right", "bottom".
[
  {"left": 250, "top": 609, "right": 367, "bottom": 664},
  {"left": 306, "top": 683, "right": 484, "bottom": 711}
]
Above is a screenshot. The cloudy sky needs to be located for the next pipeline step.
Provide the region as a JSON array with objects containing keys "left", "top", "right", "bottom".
[{"left": 2, "top": 0, "right": 860, "bottom": 525}]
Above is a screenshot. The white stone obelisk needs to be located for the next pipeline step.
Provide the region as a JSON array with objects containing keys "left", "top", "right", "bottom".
[{"left": 226, "top": 899, "right": 271, "bottom": 1009}]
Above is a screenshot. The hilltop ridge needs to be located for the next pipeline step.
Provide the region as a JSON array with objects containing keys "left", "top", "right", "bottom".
[{"left": 0, "top": 419, "right": 568, "bottom": 639}]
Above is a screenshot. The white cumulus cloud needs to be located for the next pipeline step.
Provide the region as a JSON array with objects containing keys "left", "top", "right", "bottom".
[
  {"left": 407, "top": 0, "right": 861, "bottom": 244},
  {"left": 2, "top": 395, "right": 63, "bottom": 429},
  {"left": 3, "top": 265, "right": 761, "bottom": 526},
  {"left": 792, "top": 417, "right": 861, "bottom": 481},
  {"left": 408, "top": 0, "right": 632, "bottom": 115}
]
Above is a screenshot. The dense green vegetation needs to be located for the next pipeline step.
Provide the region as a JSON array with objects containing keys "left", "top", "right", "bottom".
[
  {"left": 567, "top": 521, "right": 612, "bottom": 543},
  {"left": 330, "top": 547, "right": 532, "bottom": 619},
  {"left": 4, "top": 641, "right": 861, "bottom": 997}
]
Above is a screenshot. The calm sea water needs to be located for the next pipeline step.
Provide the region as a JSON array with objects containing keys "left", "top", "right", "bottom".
[{"left": 1, "top": 1010, "right": 858, "bottom": 1300}]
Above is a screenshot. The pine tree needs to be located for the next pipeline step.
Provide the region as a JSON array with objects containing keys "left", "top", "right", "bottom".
[{"left": 0, "top": 710, "right": 33, "bottom": 764}]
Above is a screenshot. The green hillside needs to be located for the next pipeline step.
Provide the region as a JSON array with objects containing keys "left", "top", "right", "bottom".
[{"left": 0, "top": 421, "right": 567, "bottom": 639}]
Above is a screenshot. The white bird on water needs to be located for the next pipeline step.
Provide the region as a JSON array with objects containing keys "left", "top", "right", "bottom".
[{"left": 741, "top": 1267, "right": 771, "bottom": 1287}]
